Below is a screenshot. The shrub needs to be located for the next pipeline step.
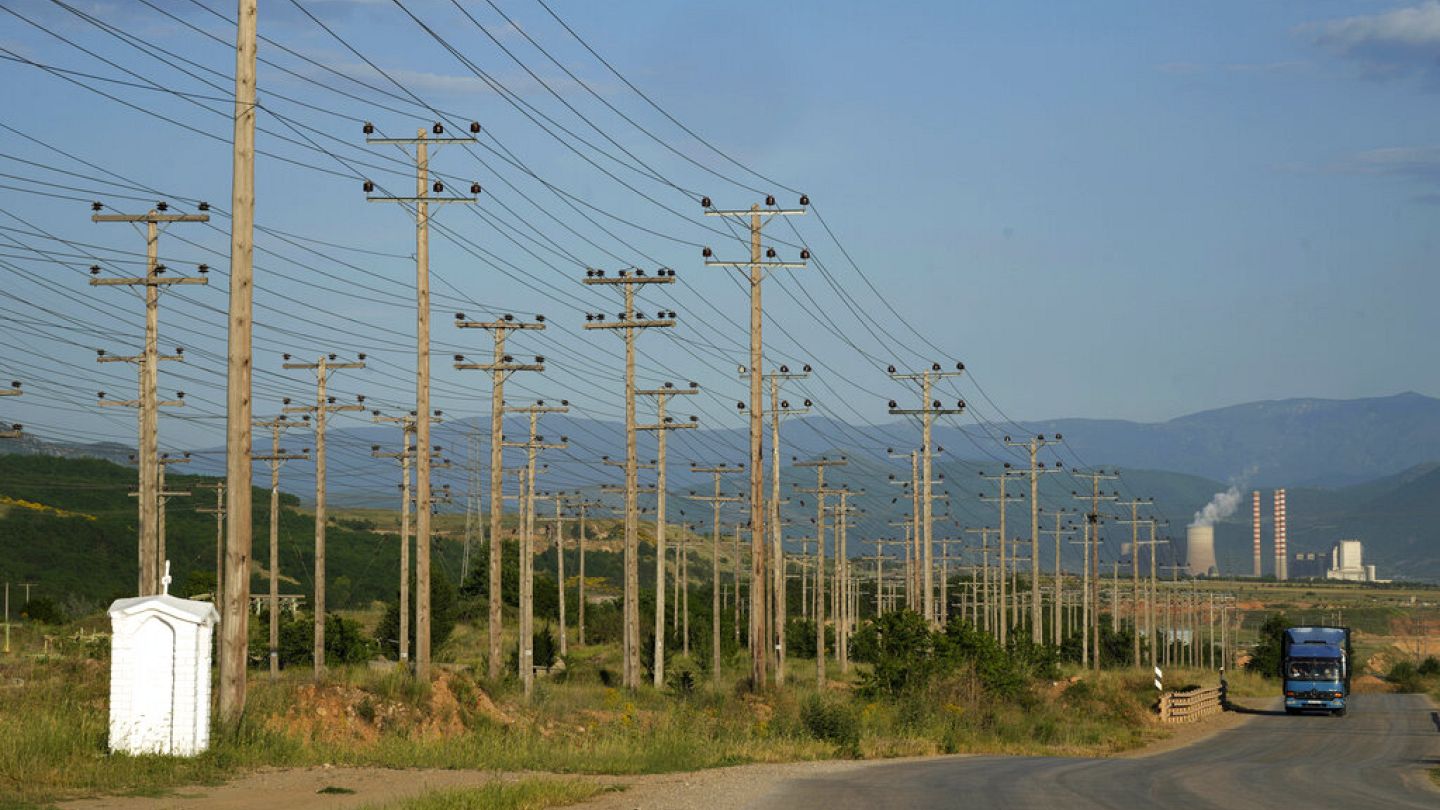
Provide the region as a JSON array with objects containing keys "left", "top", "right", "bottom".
[
  {"left": 1388, "top": 660, "right": 1424, "bottom": 693},
  {"left": 851, "top": 610, "right": 939, "bottom": 696},
  {"left": 20, "top": 596, "right": 65, "bottom": 625},
  {"left": 1418, "top": 656, "right": 1440, "bottom": 677},
  {"left": 1244, "top": 613, "right": 1292, "bottom": 678},
  {"left": 798, "top": 693, "right": 860, "bottom": 756},
  {"left": 939, "top": 618, "right": 1033, "bottom": 700}
]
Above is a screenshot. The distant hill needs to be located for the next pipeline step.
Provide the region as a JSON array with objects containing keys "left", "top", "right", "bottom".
[
  {"left": 1022, "top": 392, "right": 1440, "bottom": 487},
  {"left": 15, "top": 391, "right": 1440, "bottom": 585},
  {"left": 0, "top": 454, "right": 458, "bottom": 611}
]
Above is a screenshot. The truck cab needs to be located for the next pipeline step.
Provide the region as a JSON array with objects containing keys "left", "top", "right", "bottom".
[{"left": 1282, "top": 627, "right": 1349, "bottom": 716}]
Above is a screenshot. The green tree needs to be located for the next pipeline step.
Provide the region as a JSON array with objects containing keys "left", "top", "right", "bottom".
[
  {"left": 850, "top": 609, "right": 940, "bottom": 696},
  {"left": 1245, "top": 613, "right": 1293, "bottom": 678},
  {"left": 376, "top": 569, "right": 459, "bottom": 659}
]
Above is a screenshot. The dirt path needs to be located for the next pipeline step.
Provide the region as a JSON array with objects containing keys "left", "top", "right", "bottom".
[
  {"left": 60, "top": 768, "right": 626, "bottom": 810},
  {"left": 59, "top": 709, "right": 1255, "bottom": 810}
]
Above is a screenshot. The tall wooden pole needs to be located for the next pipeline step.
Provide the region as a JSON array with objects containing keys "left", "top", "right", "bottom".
[
  {"left": 254, "top": 418, "right": 304, "bottom": 680},
  {"left": 312, "top": 358, "right": 329, "bottom": 674},
  {"left": 639, "top": 384, "right": 697, "bottom": 687},
  {"left": 703, "top": 197, "right": 806, "bottom": 685},
  {"left": 688, "top": 465, "right": 741, "bottom": 685},
  {"left": 583, "top": 269, "right": 675, "bottom": 689},
  {"left": 218, "top": 0, "right": 256, "bottom": 725},
  {"left": 368, "top": 122, "right": 479, "bottom": 680},
  {"left": 412, "top": 130, "right": 434, "bottom": 681},
  {"left": 283, "top": 355, "right": 364, "bottom": 678},
  {"left": 456, "top": 315, "right": 544, "bottom": 680},
  {"left": 764, "top": 369, "right": 808, "bottom": 684}
]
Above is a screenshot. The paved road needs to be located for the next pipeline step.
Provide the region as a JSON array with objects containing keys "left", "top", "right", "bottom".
[{"left": 750, "top": 694, "right": 1440, "bottom": 809}]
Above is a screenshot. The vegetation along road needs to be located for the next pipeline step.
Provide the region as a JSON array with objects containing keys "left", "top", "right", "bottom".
[{"left": 747, "top": 695, "right": 1440, "bottom": 809}]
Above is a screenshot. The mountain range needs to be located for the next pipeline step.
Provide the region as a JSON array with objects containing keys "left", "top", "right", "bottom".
[{"left": 9, "top": 391, "right": 1440, "bottom": 579}]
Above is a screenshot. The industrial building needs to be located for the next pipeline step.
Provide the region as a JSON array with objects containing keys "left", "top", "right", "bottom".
[
  {"left": 1325, "top": 539, "right": 1378, "bottom": 582},
  {"left": 1185, "top": 524, "right": 1218, "bottom": 576}
]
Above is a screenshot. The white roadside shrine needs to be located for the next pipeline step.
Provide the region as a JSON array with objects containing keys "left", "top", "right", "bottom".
[{"left": 108, "top": 562, "right": 218, "bottom": 756}]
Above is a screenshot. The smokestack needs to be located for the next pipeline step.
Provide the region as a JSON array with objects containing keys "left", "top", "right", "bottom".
[
  {"left": 1186, "top": 524, "right": 1217, "bottom": 577},
  {"left": 1274, "top": 489, "right": 1288, "bottom": 581},
  {"left": 1252, "top": 490, "right": 1262, "bottom": 577}
]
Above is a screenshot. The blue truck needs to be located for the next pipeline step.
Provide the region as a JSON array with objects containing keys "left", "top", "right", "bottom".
[{"left": 1282, "top": 626, "right": 1350, "bottom": 716}]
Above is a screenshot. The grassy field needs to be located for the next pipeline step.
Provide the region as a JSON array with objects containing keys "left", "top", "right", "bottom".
[
  {"left": 357, "top": 780, "right": 613, "bottom": 810},
  {"left": 1, "top": 578, "right": 1430, "bottom": 809},
  {"left": 0, "top": 630, "right": 1174, "bottom": 809}
]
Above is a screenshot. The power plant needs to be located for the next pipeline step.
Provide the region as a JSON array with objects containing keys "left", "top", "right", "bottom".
[{"left": 1186, "top": 524, "right": 1218, "bottom": 576}]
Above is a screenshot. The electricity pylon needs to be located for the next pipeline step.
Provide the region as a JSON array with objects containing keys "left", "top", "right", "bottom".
[
  {"left": 364, "top": 120, "right": 480, "bottom": 681},
  {"left": 1003, "top": 434, "right": 1063, "bottom": 644},
  {"left": 282, "top": 352, "right": 366, "bottom": 678},
  {"left": 502, "top": 400, "right": 568, "bottom": 697},
  {"left": 455, "top": 312, "right": 545, "bottom": 680},
  {"left": 88, "top": 201, "right": 209, "bottom": 596},
  {"left": 887, "top": 363, "right": 965, "bottom": 625},
  {"left": 761, "top": 364, "right": 810, "bottom": 684},
  {"left": 702, "top": 194, "right": 809, "bottom": 686},
  {"left": 253, "top": 416, "right": 308, "bottom": 680},
  {"left": 583, "top": 266, "right": 676, "bottom": 689},
  {"left": 687, "top": 463, "right": 743, "bottom": 684},
  {"left": 794, "top": 455, "right": 847, "bottom": 686},
  {"left": 637, "top": 382, "right": 698, "bottom": 687}
]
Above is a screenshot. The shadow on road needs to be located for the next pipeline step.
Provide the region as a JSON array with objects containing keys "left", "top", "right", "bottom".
[
  {"left": 1226, "top": 703, "right": 1289, "bottom": 717},
  {"left": 1430, "top": 711, "right": 1439, "bottom": 733}
]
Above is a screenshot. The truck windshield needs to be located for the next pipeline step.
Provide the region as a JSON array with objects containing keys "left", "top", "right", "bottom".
[{"left": 1287, "top": 659, "right": 1339, "bottom": 680}]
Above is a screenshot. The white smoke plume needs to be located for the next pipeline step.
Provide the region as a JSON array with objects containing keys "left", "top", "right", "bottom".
[{"left": 1192, "top": 486, "right": 1242, "bottom": 528}]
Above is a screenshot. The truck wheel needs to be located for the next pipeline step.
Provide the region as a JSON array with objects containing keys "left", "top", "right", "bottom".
[
  {"left": 1285, "top": 707, "right": 1300, "bottom": 716},
  {"left": 1333, "top": 707, "right": 1346, "bottom": 717}
]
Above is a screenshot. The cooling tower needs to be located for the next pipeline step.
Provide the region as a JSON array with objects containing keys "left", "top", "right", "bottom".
[{"left": 1187, "top": 524, "right": 1218, "bottom": 577}]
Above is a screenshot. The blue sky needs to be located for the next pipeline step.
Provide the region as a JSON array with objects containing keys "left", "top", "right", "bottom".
[{"left": 0, "top": 0, "right": 1437, "bottom": 462}]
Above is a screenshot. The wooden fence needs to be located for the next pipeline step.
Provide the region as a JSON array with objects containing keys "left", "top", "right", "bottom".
[{"left": 1158, "top": 683, "right": 1226, "bottom": 723}]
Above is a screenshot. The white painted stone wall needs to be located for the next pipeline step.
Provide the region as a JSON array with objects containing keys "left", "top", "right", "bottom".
[{"left": 108, "top": 594, "right": 218, "bottom": 757}]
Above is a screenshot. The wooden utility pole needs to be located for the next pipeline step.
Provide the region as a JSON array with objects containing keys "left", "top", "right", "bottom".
[
  {"left": 703, "top": 195, "right": 808, "bottom": 687},
  {"left": 1136, "top": 521, "right": 1171, "bottom": 671},
  {"left": 253, "top": 416, "right": 307, "bottom": 680},
  {"left": 865, "top": 542, "right": 887, "bottom": 615},
  {"left": 365, "top": 121, "right": 479, "bottom": 682},
  {"left": 886, "top": 448, "right": 922, "bottom": 610},
  {"left": 979, "top": 469, "right": 1018, "bottom": 643},
  {"left": 372, "top": 410, "right": 441, "bottom": 666},
  {"left": 638, "top": 383, "right": 698, "bottom": 687},
  {"left": 888, "top": 363, "right": 965, "bottom": 625},
  {"left": 538, "top": 492, "right": 572, "bottom": 657},
  {"left": 687, "top": 464, "right": 743, "bottom": 685},
  {"left": 1117, "top": 497, "right": 1155, "bottom": 668},
  {"left": 936, "top": 537, "right": 966, "bottom": 625},
  {"left": 461, "top": 431, "right": 483, "bottom": 585},
  {"left": 794, "top": 455, "right": 846, "bottom": 686},
  {"left": 134, "top": 452, "right": 192, "bottom": 590},
  {"left": 830, "top": 489, "right": 860, "bottom": 672},
  {"left": 503, "top": 401, "right": 568, "bottom": 697},
  {"left": 1047, "top": 511, "right": 1076, "bottom": 645},
  {"left": 88, "top": 206, "right": 208, "bottom": 596},
  {"left": 965, "top": 527, "right": 998, "bottom": 635},
  {"left": 1072, "top": 471, "right": 1117, "bottom": 672},
  {"left": 456, "top": 312, "right": 545, "bottom": 680},
  {"left": 573, "top": 499, "right": 603, "bottom": 647},
  {"left": 733, "top": 523, "right": 746, "bottom": 646},
  {"left": 99, "top": 365, "right": 184, "bottom": 589},
  {"left": 1004, "top": 434, "right": 1062, "bottom": 644},
  {"left": 283, "top": 353, "right": 366, "bottom": 678},
  {"left": 583, "top": 267, "right": 676, "bottom": 689},
  {"left": 372, "top": 414, "right": 416, "bottom": 665},
  {"left": 762, "top": 366, "right": 810, "bottom": 684},
  {"left": 195, "top": 482, "right": 226, "bottom": 604},
  {"left": 219, "top": 0, "right": 258, "bottom": 727}
]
